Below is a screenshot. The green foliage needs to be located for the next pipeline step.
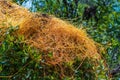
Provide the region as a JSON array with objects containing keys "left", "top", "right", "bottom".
[
  {"left": 32, "top": 0, "right": 120, "bottom": 79},
  {"left": 5, "top": 0, "right": 120, "bottom": 79},
  {"left": 0, "top": 26, "right": 41, "bottom": 79},
  {"left": 0, "top": 26, "right": 107, "bottom": 79},
  {"left": 83, "top": 0, "right": 120, "bottom": 79}
]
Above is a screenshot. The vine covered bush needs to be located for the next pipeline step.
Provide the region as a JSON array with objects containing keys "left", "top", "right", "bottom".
[{"left": 1, "top": 0, "right": 120, "bottom": 79}]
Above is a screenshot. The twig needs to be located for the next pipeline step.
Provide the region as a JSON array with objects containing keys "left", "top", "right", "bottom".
[
  {"left": 0, "top": 75, "right": 12, "bottom": 78},
  {"left": 110, "top": 64, "right": 120, "bottom": 76}
]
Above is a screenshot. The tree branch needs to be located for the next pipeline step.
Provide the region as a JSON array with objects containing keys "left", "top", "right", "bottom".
[{"left": 110, "top": 64, "right": 120, "bottom": 76}]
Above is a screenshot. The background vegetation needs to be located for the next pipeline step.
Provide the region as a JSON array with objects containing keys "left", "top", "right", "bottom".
[{"left": 1, "top": 0, "right": 120, "bottom": 79}]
